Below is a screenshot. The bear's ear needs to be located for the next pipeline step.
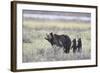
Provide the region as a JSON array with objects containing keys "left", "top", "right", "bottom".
[{"left": 50, "top": 32, "right": 53, "bottom": 38}]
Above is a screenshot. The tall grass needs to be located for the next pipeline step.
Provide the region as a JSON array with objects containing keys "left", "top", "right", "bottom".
[
  {"left": 22, "top": 20, "right": 91, "bottom": 63},
  {"left": 23, "top": 20, "right": 90, "bottom": 31}
]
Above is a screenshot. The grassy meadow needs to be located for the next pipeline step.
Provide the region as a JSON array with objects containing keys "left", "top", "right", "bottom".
[{"left": 22, "top": 19, "right": 91, "bottom": 63}]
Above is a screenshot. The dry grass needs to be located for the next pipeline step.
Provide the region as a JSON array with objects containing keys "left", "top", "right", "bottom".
[
  {"left": 22, "top": 20, "right": 91, "bottom": 63},
  {"left": 23, "top": 20, "right": 90, "bottom": 30}
]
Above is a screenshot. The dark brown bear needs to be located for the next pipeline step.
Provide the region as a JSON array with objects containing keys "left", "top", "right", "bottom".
[{"left": 45, "top": 32, "right": 71, "bottom": 53}]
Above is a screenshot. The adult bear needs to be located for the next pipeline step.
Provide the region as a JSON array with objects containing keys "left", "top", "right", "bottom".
[{"left": 45, "top": 32, "right": 71, "bottom": 53}]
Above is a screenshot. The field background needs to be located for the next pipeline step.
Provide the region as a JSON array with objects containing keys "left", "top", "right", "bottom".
[{"left": 22, "top": 10, "right": 91, "bottom": 63}]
